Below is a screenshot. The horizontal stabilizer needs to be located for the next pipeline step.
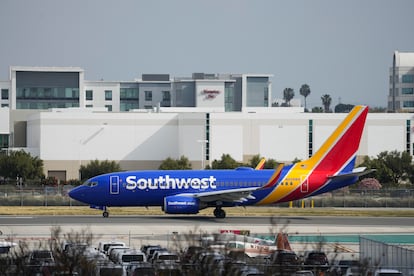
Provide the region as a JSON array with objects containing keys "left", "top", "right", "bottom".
[{"left": 328, "top": 167, "right": 375, "bottom": 180}]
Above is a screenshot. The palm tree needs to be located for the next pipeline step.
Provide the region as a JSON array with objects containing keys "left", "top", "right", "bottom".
[
  {"left": 321, "top": 94, "right": 332, "bottom": 113},
  {"left": 299, "top": 84, "right": 311, "bottom": 111},
  {"left": 283, "top": 88, "right": 294, "bottom": 107}
]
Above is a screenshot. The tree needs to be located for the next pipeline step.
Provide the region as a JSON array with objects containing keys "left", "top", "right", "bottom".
[
  {"left": 247, "top": 155, "right": 281, "bottom": 169},
  {"left": 360, "top": 150, "right": 412, "bottom": 187},
  {"left": 79, "top": 159, "right": 121, "bottom": 181},
  {"left": 334, "top": 103, "right": 354, "bottom": 113},
  {"left": 299, "top": 84, "right": 311, "bottom": 111},
  {"left": 369, "top": 106, "right": 387, "bottom": 113},
  {"left": 159, "top": 156, "right": 192, "bottom": 170},
  {"left": 283, "top": 88, "right": 295, "bottom": 107},
  {"left": 311, "top": 106, "right": 323, "bottom": 113},
  {"left": 357, "top": 178, "right": 382, "bottom": 190},
  {"left": 0, "top": 150, "right": 44, "bottom": 180},
  {"left": 321, "top": 94, "right": 332, "bottom": 112},
  {"left": 211, "top": 154, "right": 240, "bottom": 169}
]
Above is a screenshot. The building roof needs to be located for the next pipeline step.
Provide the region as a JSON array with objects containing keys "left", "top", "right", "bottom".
[{"left": 394, "top": 51, "right": 414, "bottom": 67}]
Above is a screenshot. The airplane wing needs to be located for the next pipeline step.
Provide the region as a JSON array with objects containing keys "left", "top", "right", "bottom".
[
  {"left": 177, "top": 187, "right": 258, "bottom": 203},
  {"left": 328, "top": 167, "right": 376, "bottom": 180}
]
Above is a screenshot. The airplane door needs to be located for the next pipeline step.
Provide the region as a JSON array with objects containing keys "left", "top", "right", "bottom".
[
  {"left": 110, "top": 176, "right": 119, "bottom": 194},
  {"left": 300, "top": 176, "right": 309, "bottom": 193}
]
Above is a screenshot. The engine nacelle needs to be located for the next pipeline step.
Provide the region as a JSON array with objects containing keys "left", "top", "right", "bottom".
[{"left": 163, "top": 195, "right": 200, "bottom": 214}]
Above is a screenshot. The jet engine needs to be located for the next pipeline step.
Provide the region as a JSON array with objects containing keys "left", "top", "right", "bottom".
[{"left": 163, "top": 195, "right": 200, "bottom": 214}]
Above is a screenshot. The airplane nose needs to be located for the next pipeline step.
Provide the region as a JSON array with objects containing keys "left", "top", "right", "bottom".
[{"left": 68, "top": 186, "right": 84, "bottom": 201}]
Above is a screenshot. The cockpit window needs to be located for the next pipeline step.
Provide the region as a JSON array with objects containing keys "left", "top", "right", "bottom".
[{"left": 83, "top": 180, "right": 98, "bottom": 187}]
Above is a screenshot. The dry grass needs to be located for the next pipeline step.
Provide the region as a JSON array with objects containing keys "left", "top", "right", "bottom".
[{"left": 0, "top": 206, "right": 413, "bottom": 217}]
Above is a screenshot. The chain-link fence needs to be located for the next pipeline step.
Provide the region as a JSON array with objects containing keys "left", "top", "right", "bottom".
[{"left": 0, "top": 185, "right": 413, "bottom": 207}]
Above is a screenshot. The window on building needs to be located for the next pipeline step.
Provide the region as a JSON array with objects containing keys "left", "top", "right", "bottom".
[
  {"left": 105, "top": 90, "right": 112, "bottom": 101},
  {"left": 403, "top": 101, "right": 414, "bottom": 108},
  {"left": 145, "top": 91, "right": 152, "bottom": 101},
  {"left": 86, "top": 104, "right": 93, "bottom": 108},
  {"left": 246, "top": 77, "right": 270, "bottom": 107},
  {"left": 402, "top": 88, "right": 414, "bottom": 95},
  {"left": 120, "top": 88, "right": 139, "bottom": 99},
  {"left": 105, "top": 104, "right": 112, "bottom": 111},
  {"left": 0, "top": 134, "right": 9, "bottom": 148},
  {"left": 161, "top": 91, "right": 171, "bottom": 107},
  {"left": 402, "top": 74, "right": 414, "bottom": 83},
  {"left": 162, "top": 91, "right": 170, "bottom": 101},
  {"left": 86, "top": 90, "right": 93, "bottom": 100},
  {"left": 1, "top": 104, "right": 8, "bottom": 108},
  {"left": 1, "top": 89, "right": 9, "bottom": 100}
]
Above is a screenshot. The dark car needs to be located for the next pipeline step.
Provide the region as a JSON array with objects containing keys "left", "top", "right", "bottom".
[
  {"left": 271, "top": 250, "right": 300, "bottom": 265},
  {"left": 268, "top": 250, "right": 300, "bottom": 274},
  {"left": 303, "top": 251, "right": 329, "bottom": 271},
  {"left": 181, "top": 245, "right": 204, "bottom": 264}
]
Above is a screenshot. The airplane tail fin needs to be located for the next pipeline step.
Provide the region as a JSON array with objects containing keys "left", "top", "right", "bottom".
[
  {"left": 258, "top": 105, "right": 369, "bottom": 204},
  {"left": 255, "top": 158, "right": 266, "bottom": 170},
  {"left": 305, "top": 105, "right": 368, "bottom": 174},
  {"left": 276, "top": 232, "right": 292, "bottom": 251}
]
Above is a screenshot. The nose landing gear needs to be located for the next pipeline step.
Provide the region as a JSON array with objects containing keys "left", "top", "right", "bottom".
[
  {"left": 103, "top": 209, "right": 109, "bottom": 218},
  {"left": 90, "top": 205, "right": 109, "bottom": 218}
]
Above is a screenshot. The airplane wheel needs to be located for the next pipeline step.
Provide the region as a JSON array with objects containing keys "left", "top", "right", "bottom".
[
  {"left": 214, "top": 208, "right": 226, "bottom": 219},
  {"left": 103, "top": 211, "right": 109, "bottom": 218}
]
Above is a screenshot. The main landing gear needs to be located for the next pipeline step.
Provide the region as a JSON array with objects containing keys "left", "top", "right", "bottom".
[{"left": 213, "top": 207, "right": 226, "bottom": 219}]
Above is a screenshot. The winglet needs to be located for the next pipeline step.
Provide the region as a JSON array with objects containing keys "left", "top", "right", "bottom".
[
  {"left": 255, "top": 158, "right": 266, "bottom": 170},
  {"left": 261, "top": 163, "right": 284, "bottom": 189}
]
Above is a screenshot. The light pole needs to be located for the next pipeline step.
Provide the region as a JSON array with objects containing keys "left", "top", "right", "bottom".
[{"left": 197, "top": 139, "right": 208, "bottom": 169}]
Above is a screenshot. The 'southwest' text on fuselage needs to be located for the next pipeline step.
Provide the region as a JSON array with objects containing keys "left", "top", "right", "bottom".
[{"left": 125, "top": 175, "right": 217, "bottom": 190}]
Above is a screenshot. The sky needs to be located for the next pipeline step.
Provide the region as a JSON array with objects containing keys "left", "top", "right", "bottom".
[{"left": 0, "top": 0, "right": 413, "bottom": 108}]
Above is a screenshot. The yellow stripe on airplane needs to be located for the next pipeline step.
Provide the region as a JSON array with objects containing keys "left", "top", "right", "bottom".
[{"left": 257, "top": 105, "right": 366, "bottom": 205}]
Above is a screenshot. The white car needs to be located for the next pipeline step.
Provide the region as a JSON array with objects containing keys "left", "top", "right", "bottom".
[{"left": 373, "top": 269, "right": 403, "bottom": 276}]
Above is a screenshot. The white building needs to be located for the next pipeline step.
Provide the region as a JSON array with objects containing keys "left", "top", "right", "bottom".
[
  {"left": 22, "top": 108, "right": 412, "bottom": 180},
  {"left": 0, "top": 66, "right": 412, "bottom": 181},
  {"left": 389, "top": 51, "right": 414, "bottom": 112}
]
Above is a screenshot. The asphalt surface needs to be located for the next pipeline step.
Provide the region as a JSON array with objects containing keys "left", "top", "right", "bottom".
[
  {"left": 1, "top": 215, "right": 414, "bottom": 227},
  {"left": 1, "top": 215, "right": 413, "bottom": 255}
]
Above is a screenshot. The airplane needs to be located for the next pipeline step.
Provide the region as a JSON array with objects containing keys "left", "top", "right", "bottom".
[{"left": 69, "top": 105, "right": 371, "bottom": 219}]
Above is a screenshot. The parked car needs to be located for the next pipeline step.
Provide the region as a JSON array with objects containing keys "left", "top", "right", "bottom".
[
  {"left": 373, "top": 269, "right": 403, "bottom": 276},
  {"left": 181, "top": 245, "right": 204, "bottom": 263},
  {"left": 330, "top": 259, "right": 359, "bottom": 275},
  {"left": 116, "top": 249, "right": 146, "bottom": 265},
  {"left": 152, "top": 251, "right": 181, "bottom": 275},
  {"left": 98, "top": 240, "right": 126, "bottom": 255},
  {"left": 268, "top": 250, "right": 300, "bottom": 274},
  {"left": 302, "top": 251, "right": 329, "bottom": 270},
  {"left": 28, "top": 250, "right": 54, "bottom": 265},
  {"left": 292, "top": 270, "right": 315, "bottom": 276},
  {"left": 128, "top": 261, "right": 155, "bottom": 276}
]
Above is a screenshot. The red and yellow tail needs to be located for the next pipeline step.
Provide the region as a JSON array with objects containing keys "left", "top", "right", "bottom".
[{"left": 258, "top": 105, "right": 369, "bottom": 204}]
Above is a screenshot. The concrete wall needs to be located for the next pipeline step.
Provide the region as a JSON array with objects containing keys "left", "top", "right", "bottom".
[{"left": 24, "top": 110, "right": 414, "bottom": 180}]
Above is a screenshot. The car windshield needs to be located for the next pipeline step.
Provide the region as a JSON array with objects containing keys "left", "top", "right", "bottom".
[
  {"left": 308, "top": 253, "right": 327, "bottom": 260},
  {"left": 122, "top": 254, "right": 144, "bottom": 262},
  {"left": 159, "top": 254, "right": 178, "bottom": 261}
]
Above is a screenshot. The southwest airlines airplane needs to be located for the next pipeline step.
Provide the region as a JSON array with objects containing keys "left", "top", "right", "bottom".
[{"left": 69, "top": 105, "right": 370, "bottom": 218}]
